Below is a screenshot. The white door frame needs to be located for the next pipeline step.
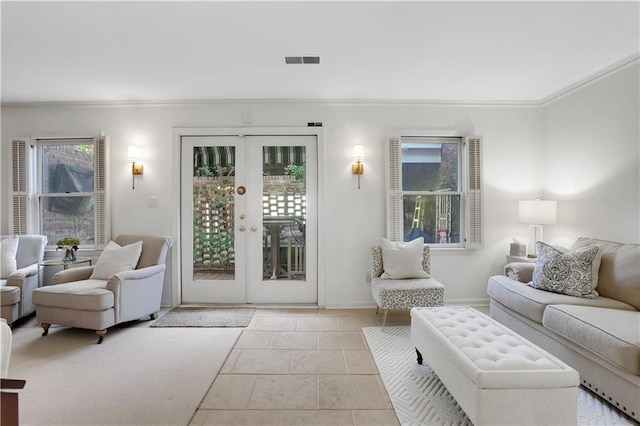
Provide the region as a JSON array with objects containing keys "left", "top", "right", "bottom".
[{"left": 171, "top": 126, "right": 325, "bottom": 307}]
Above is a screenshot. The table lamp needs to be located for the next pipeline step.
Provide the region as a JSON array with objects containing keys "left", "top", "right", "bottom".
[{"left": 518, "top": 199, "right": 557, "bottom": 257}]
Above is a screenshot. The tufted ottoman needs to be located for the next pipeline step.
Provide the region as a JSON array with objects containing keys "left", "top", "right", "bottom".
[{"left": 411, "top": 307, "right": 579, "bottom": 425}]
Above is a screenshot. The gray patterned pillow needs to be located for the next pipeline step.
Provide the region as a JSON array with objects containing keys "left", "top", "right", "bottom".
[{"left": 529, "top": 241, "right": 602, "bottom": 299}]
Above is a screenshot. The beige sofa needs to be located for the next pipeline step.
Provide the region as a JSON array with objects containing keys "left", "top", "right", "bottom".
[
  {"left": 487, "top": 237, "right": 639, "bottom": 422},
  {"left": 1, "top": 235, "right": 47, "bottom": 326}
]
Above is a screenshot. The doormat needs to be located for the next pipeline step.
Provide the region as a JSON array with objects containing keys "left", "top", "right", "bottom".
[{"left": 150, "top": 307, "right": 255, "bottom": 328}]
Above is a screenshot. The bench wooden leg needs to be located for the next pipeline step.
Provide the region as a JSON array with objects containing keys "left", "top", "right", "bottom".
[{"left": 382, "top": 309, "right": 388, "bottom": 328}]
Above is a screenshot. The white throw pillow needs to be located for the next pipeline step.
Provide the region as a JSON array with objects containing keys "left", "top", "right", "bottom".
[
  {"left": 90, "top": 240, "right": 143, "bottom": 280},
  {"left": 380, "top": 237, "right": 429, "bottom": 280},
  {"left": 1, "top": 235, "right": 19, "bottom": 279}
]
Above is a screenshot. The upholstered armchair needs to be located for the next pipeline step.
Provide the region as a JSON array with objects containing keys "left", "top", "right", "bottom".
[
  {"left": 370, "top": 238, "right": 444, "bottom": 327},
  {"left": 33, "top": 235, "right": 173, "bottom": 343},
  {"left": 1, "top": 235, "right": 47, "bottom": 326}
]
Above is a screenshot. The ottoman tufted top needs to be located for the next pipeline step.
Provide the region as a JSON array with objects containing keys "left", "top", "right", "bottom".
[{"left": 412, "top": 306, "right": 579, "bottom": 389}]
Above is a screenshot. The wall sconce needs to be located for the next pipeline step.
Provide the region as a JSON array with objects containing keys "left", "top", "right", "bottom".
[
  {"left": 127, "top": 145, "right": 143, "bottom": 190},
  {"left": 352, "top": 144, "right": 364, "bottom": 189},
  {"left": 518, "top": 198, "right": 557, "bottom": 257}
]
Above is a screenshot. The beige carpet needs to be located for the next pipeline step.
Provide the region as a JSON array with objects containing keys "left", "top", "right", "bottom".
[
  {"left": 364, "top": 326, "right": 637, "bottom": 426},
  {"left": 8, "top": 317, "right": 241, "bottom": 425}
]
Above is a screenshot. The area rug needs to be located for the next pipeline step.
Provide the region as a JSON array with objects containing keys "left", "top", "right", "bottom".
[
  {"left": 151, "top": 306, "right": 255, "bottom": 327},
  {"left": 363, "top": 326, "right": 637, "bottom": 426}
]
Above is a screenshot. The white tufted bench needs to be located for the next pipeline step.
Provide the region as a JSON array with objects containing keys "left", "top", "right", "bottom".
[{"left": 411, "top": 307, "right": 579, "bottom": 425}]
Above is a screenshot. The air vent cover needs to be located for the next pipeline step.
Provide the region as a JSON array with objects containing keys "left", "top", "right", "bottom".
[{"left": 285, "top": 56, "right": 320, "bottom": 64}]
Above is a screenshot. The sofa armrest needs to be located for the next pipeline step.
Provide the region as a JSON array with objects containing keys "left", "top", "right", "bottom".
[
  {"left": 52, "top": 266, "right": 95, "bottom": 284},
  {"left": 504, "top": 262, "right": 535, "bottom": 283}
]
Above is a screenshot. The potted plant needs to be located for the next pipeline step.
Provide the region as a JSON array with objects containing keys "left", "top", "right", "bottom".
[{"left": 56, "top": 236, "right": 80, "bottom": 262}]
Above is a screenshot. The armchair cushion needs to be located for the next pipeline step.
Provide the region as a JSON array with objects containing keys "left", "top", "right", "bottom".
[
  {"left": 379, "top": 237, "right": 429, "bottom": 280},
  {"left": 90, "top": 240, "right": 143, "bottom": 280},
  {"left": 1, "top": 236, "right": 19, "bottom": 279}
]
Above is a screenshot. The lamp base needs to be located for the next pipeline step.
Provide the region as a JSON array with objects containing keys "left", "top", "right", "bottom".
[{"left": 527, "top": 224, "right": 543, "bottom": 257}]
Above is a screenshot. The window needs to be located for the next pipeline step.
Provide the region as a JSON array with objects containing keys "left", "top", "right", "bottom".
[
  {"left": 386, "top": 135, "right": 482, "bottom": 248},
  {"left": 11, "top": 136, "right": 109, "bottom": 248}
]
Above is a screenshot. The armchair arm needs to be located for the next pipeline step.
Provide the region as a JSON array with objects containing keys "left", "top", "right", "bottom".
[
  {"left": 52, "top": 266, "right": 94, "bottom": 284},
  {"left": 504, "top": 262, "right": 535, "bottom": 283},
  {"left": 5, "top": 264, "right": 38, "bottom": 287},
  {"left": 107, "top": 264, "right": 166, "bottom": 323}
]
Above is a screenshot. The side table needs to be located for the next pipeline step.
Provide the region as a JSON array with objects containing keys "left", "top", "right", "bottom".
[{"left": 38, "top": 257, "right": 92, "bottom": 287}]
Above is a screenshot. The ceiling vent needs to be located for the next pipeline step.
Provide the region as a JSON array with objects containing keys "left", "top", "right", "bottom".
[{"left": 285, "top": 56, "right": 320, "bottom": 65}]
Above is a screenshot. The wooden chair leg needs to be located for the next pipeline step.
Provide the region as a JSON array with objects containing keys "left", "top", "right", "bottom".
[
  {"left": 375, "top": 305, "right": 379, "bottom": 314},
  {"left": 96, "top": 329, "right": 107, "bottom": 344},
  {"left": 382, "top": 309, "right": 388, "bottom": 328},
  {"left": 40, "top": 323, "right": 50, "bottom": 337},
  {"left": 150, "top": 312, "right": 158, "bottom": 320}
]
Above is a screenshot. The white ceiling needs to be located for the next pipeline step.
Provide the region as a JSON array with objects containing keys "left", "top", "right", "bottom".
[{"left": 2, "top": 1, "right": 639, "bottom": 104}]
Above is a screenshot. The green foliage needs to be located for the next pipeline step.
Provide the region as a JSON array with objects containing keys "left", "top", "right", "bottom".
[
  {"left": 56, "top": 236, "right": 80, "bottom": 246},
  {"left": 285, "top": 163, "right": 305, "bottom": 180}
]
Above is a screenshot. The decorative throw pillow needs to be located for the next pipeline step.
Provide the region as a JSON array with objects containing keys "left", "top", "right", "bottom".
[
  {"left": 529, "top": 241, "right": 602, "bottom": 299},
  {"left": 90, "top": 240, "right": 143, "bottom": 280},
  {"left": 1, "top": 235, "right": 19, "bottom": 279},
  {"left": 380, "top": 237, "right": 429, "bottom": 280}
]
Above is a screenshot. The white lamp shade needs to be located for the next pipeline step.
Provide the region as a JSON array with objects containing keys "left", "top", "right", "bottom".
[
  {"left": 353, "top": 144, "right": 364, "bottom": 160},
  {"left": 127, "top": 145, "right": 141, "bottom": 162},
  {"left": 519, "top": 200, "right": 557, "bottom": 225}
]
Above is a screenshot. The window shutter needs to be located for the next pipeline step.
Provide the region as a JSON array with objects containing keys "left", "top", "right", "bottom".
[
  {"left": 465, "top": 137, "right": 482, "bottom": 248},
  {"left": 386, "top": 137, "right": 403, "bottom": 241},
  {"left": 11, "top": 139, "right": 29, "bottom": 234},
  {"left": 94, "top": 135, "right": 109, "bottom": 245}
]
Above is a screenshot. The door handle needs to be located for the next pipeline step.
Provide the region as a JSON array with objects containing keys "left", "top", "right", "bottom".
[{"left": 239, "top": 225, "right": 246, "bottom": 232}]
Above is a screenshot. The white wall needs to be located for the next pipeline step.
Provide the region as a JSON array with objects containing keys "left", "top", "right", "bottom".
[
  {"left": 1, "top": 100, "right": 545, "bottom": 307},
  {"left": 3, "top": 64, "right": 637, "bottom": 307},
  {"left": 541, "top": 63, "right": 640, "bottom": 247}
]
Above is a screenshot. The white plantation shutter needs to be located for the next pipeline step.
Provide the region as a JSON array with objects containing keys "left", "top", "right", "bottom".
[
  {"left": 11, "top": 139, "right": 30, "bottom": 234},
  {"left": 465, "top": 137, "right": 482, "bottom": 248},
  {"left": 386, "top": 137, "right": 403, "bottom": 241},
  {"left": 94, "top": 135, "right": 109, "bottom": 245}
]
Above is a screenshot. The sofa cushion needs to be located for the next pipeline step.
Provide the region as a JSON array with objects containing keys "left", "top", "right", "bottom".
[
  {"left": 571, "top": 237, "right": 640, "bottom": 310},
  {"left": 0, "top": 235, "right": 19, "bottom": 279},
  {"left": 530, "top": 242, "right": 601, "bottom": 299},
  {"left": 379, "top": 237, "right": 429, "bottom": 280},
  {"left": 32, "top": 280, "right": 114, "bottom": 311},
  {"left": 487, "top": 275, "right": 636, "bottom": 324},
  {"left": 543, "top": 305, "right": 640, "bottom": 375}
]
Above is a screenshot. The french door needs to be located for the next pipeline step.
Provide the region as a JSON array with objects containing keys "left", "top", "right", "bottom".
[{"left": 180, "top": 135, "right": 317, "bottom": 304}]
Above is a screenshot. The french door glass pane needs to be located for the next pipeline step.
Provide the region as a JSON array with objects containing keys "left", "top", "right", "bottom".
[
  {"left": 262, "top": 146, "right": 306, "bottom": 281},
  {"left": 192, "top": 147, "right": 236, "bottom": 281}
]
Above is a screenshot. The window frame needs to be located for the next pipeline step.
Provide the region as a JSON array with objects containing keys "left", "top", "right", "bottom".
[
  {"left": 10, "top": 135, "right": 110, "bottom": 250},
  {"left": 386, "top": 132, "right": 482, "bottom": 250}
]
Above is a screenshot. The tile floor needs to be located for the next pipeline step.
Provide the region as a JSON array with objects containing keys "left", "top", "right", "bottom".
[{"left": 189, "top": 307, "right": 416, "bottom": 426}]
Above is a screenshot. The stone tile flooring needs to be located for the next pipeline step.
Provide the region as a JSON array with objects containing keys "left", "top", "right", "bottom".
[{"left": 189, "top": 307, "right": 411, "bottom": 426}]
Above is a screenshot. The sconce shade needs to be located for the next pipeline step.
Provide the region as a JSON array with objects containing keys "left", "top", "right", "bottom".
[
  {"left": 127, "top": 145, "right": 141, "bottom": 162},
  {"left": 353, "top": 144, "right": 364, "bottom": 160},
  {"left": 518, "top": 199, "right": 557, "bottom": 225}
]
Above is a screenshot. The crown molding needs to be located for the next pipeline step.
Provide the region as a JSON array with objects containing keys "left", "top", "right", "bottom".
[{"left": 540, "top": 52, "right": 640, "bottom": 106}]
